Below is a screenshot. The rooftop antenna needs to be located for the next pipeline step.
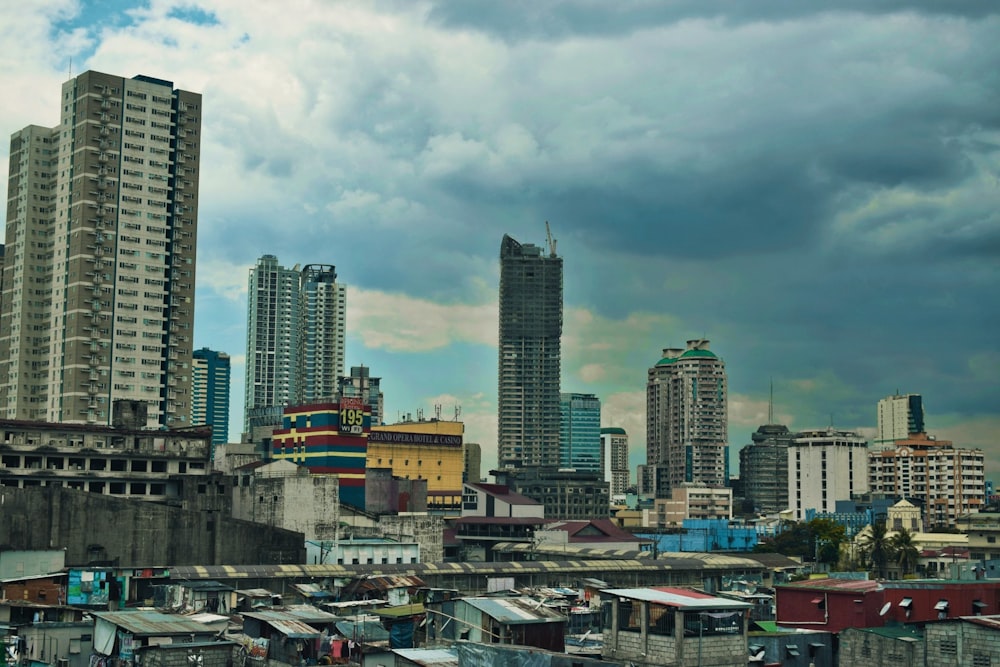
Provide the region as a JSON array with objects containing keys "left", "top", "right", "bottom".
[
  {"left": 545, "top": 221, "right": 557, "bottom": 257},
  {"left": 454, "top": 405, "right": 462, "bottom": 421},
  {"left": 768, "top": 378, "right": 774, "bottom": 424},
  {"left": 68, "top": 57, "right": 72, "bottom": 80},
  {"left": 434, "top": 404, "right": 442, "bottom": 420}
]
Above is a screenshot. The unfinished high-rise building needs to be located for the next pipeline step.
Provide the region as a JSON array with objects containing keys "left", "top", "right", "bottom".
[{"left": 497, "top": 233, "right": 562, "bottom": 469}]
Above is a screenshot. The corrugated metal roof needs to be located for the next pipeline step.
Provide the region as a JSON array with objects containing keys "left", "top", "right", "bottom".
[
  {"left": 460, "top": 597, "right": 566, "bottom": 625},
  {"left": 92, "top": 611, "right": 225, "bottom": 637},
  {"left": 242, "top": 606, "right": 339, "bottom": 626},
  {"left": 777, "top": 578, "right": 881, "bottom": 593},
  {"left": 391, "top": 648, "right": 459, "bottom": 667},
  {"left": 604, "top": 587, "right": 753, "bottom": 610},
  {"left": 253, "top": 617, "right": 320, "bottom": 639}
]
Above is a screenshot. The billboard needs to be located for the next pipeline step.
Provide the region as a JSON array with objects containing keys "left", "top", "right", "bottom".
[{"left": 339, "top": 397, "right": 366, "bottom": 436}]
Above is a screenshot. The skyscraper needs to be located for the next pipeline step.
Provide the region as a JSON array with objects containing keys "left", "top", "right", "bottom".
[
  {"left": 0, "top": 71, "right": 201, "bottom": 427},
  {"left": 559, "top": 392, "right": 601, "bottom": 473},
  {"left": 191, "top": 347, "right": 231, "bottom": 450},
  {"left": 876, "top": 393, "right": 925, "bottom": 448},
  {"left": 244, "top": 255, "right": 346, "bottom": 433},
  {"left": 497, "top": 233, "right": 562, "bottom": 469},
  {"left": 645, "top": 339, "right": 728, "bottom": 498},
  {"left": 738, "top": 423, "right": 793, "bottom": 513},
  {"left": 338, "top": 365, "right": 383, "bottom": 427}
]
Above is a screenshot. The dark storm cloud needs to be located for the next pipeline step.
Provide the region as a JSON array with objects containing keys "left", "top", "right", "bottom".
[{"left": 425, "top": 1, "right": 1000, "bottom": 40}]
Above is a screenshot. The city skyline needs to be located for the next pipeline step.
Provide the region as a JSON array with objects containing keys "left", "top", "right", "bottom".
[{"left": 1, "top": 3, "right": 998, "bottom": 476}]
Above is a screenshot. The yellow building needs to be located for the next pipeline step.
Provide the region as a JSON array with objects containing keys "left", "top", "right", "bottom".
[{"left": 368, "top": 420, "right": 464, "bottom": 512}]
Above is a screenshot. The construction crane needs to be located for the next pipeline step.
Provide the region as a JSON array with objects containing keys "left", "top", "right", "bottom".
[{"left": 545, "top": 221, "right": 557, "bottom": 257}]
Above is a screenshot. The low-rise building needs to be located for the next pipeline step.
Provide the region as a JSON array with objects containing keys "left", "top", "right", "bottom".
[
  {"left": 654, "top": 484, "right": 733, "bottom": 525},
  {"left": 446, "top": 597, "right": 566, "bottom": 652},
  {"left": 958, "top": 512, "right": 1000, "bottom": 562},
  {"left": 535, "top": 519, "right": 651, "bottom": 552},
  {"left": 603, "top": 587, "right": 751, "bottom": 667},
  {"left": 454, "top": 482, "right": 548, "bottom": 562},
  {"left": 494, "top": 467, "right": 611, "bottom": 520}
]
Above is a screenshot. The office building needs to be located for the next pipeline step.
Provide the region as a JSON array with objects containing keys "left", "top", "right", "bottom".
[
  {"left": 559, "top": 392, "right": 601, "bottom": 473},
  {"left": 191, "top": 347, "right": 231, "bottom": 450},
  {"left": 645, "top": 339, "right": 728, "bottom": 498},
  {"left": 244, "top": 256, "right": 346, "bottom": 432},
  {"left": 0, "top": 71, "right": 201, "bottom": 427},
  {"left": 787, "top": 428, "right": 869, "bottom": 520},
  {"left": 601, "top": 427, "right": 630, "bottom": 497},
  {"left": 368, "top": 418, "right": 465, "bottom": 512},
  {"left": 738, "top": 424, "right": 794, "bottom": 514},
  {"left": 876, "top": 393, "right": 925, "bottom": 448},
  {"left": 497, "top": 233, "right": 562, "bottom": 469},
  {"left": 870, "top": 432, "right": 985, "bottom": 529}
]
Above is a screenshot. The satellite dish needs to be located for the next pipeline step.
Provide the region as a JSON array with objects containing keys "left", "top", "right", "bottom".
[
  {"left": 879, "top": 602, "right": 892, "bottom": 616},
  {"left": 751, "top": 650, "right": 766, "bottom": 661}
]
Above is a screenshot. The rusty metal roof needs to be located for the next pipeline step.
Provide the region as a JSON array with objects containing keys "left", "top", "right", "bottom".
[{"left": 92, "top": 611, "right": 224, "bottom": 636}]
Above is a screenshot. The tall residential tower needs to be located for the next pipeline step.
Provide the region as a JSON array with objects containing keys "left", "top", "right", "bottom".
[
  {"left": 0, "top": 71, "right": 201, "bottom": 427},
  {"left": 497, "top": 233, "right": 563, "bottom": 469},
  {"left": 876, "top": 393, "right": 925, "bottom": 448},
  {"left": 244, "top": 255, "right": 346, "bottom": 433},
  {"left": 191, "top": 347, "right": 231, "bottom": 451},
  {"left": 645, "top": 339, "right": 728, "bottom": 498}
]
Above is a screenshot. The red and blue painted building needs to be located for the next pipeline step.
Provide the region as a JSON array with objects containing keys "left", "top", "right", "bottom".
[{"left": 272, "top": 398, "right": 369, "bottom": 508}]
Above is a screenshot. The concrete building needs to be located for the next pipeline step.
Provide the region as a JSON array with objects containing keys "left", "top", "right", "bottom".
[
  {"left": 876, "top": 393, "right": 925, "bottom": 448},
  {"left": 601, "top": 427, "right": 630, "bottom": 499},
  {"left": 787, "top": 428, "right": 869, "bottom": 520},
  {"left": 244, "top": 255, "right": 300, "bottom": 432},
  {"left": 654, "top": 485, "right": 733, "bottom": 526},
  {"left": 231, "top": 459, "right": 341, "bottom": 542},
  {"left": 0, "top": 71, "right": 201, "bottom": 428},
  {"left": 339, "top": 365, "right": 383, "bottom": 426},
  {"left": 191, "top": 347, "right": 230, "bottom": 451},
  {"left": 645, "top": 340, "right": 728, "bottom": 498},
  {"left": 603, "top": 587, "right": 751, "bottom": 667},
  {"left": 297, "top": 264, "right": 347, "bottom": 404},
  {"left": 559, "top": 393, "right": 601, "bottom": 473},
  {"left": 497, "top": 233, "right": 562, "bottom": 470},
  {"left": 870, "top": 432, "right": 985, "bottom": 529},
  {"left": 464, "top": 442, "right": 482, "bottom": 483},
  {"left": 738, "top": 423, "right": 793, "bottom": 514},
  {"left": 244, "top": 257, "right": 346, "bottom": 433},
  {"left": 455, "top": 482, "right": 548, "bottom": 562},
  {"left": 957, "top": 512, "right": 1000, "bottom": 562},
  {"left": 369, "top": 419, "right": 464, "bottom": 512},
  {"left": 307, "top": 538, "right": 420, "bottom": 566},
  {"left": 0, "top": 416, "right": 211, "bottom": 500},
  {"left": 364, "top": 467, "right": 428, "bottom": 514},
  {"left": 495, "top": 467, "right": 611, "bottom": 520}
]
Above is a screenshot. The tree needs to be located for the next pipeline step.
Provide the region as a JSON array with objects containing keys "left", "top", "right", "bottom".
[
  {"left": 891, "top": 528, "right": 920, "bottom": 576},
  {"left": 808, "top": 518, "right": 847, "bottom": 566},
  {"left": 860, "top": 520, "right": 892, "bottom": 579}
]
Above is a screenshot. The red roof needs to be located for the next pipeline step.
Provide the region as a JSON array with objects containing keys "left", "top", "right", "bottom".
[
  {"left": 467, "top": 482, "right": 541, "bottom": 506},
  {"left": 778, "top": 578, "right": 881, "bottom": 593},
  {"left": 544, "top": 519, "right": 649, "bottom": 544}
]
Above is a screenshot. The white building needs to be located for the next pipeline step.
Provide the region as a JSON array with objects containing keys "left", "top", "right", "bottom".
[
  {"left": 654, "top": 484, "right": 733, "bottom": 526},
  {"left": 0, "top": 71, "right": 201, "bottom": 428},
  {"left": 787, "top": 428, "right": 869, "bottom": 520},
  {"left": 601, "top": 427, "right": 630, "bottom": 500},
  {"left": 306, "top": 538, "right": 419, "bottom": 566},
  {"left": 875, "top": 393, "right": 925, "bottom": 448}
]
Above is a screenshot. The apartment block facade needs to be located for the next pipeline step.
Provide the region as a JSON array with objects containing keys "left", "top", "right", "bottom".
[
  {"left": 787, "top": 428, "right": 869, "bottom": 520},
  {"left": 601, "top": 427, "right": 630, "bottom": 498},
  {"left": 0, "top": 71, "right": 201, "bottom": 428},
  {"left": 645, "top": 339, "right": 728, "bottom": 498},
  {"left": 191, "top": 347, "right": 231, "bottom": 450}
]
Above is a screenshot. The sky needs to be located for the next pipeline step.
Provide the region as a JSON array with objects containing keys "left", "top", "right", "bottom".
[{"left": 1, "top": 1, "right": 998, "bottom": 478}]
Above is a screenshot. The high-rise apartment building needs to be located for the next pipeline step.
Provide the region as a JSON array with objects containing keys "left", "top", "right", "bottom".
[
  {"left": 601, "top": 427, "right": 630, "bottom": 498},
  {"left": 191, "top": 347, "right": 231, "bottom": 450},
  {"left": 876, "top": 393, "right": 925, "bottom": 448},
  {"left": 0, "top": 71, "right": 201, "bottom": 427},
  {"left": 244, "top": 255, "right": 346, "bottom": 432},
  {"left": 869, "top": 432, "right": 985, "bottom": 529},
  {"left": 787, "top": 428, "right": 869, "bottom": 520},
  {"left": 298, "top": 264, "right": 346, "bottom": 404},
  {"left": 497, "top": 234, "right": 562, "bottom": 469},
  {"left": 738, "top": 424, "right": 794, "bottom": 514},
  {"left": 559, "top": 392, "right": 601, "bottom": 473},
  {"left": 645, "top": 339, "right": 728, "bottom": 498}
]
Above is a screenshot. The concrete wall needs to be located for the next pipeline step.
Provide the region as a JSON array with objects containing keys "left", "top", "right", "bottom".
[
  {"left": 925, "top": 621, "right": 1000, "bottom": 667},
  {"left": 0, "top": 486, "right": 304, "bottom": 566},
  {"left": 840, "top": 628, "right": 924, "bottom": 667},
  {"left": 19, "top": 622, "right": 93, "bottom": 667},
  {"left": 233, "top": 471, "right": 339, "bottom": 541},
  {"left": 377, "top": 514, "right": 444, "bottom": 563},
  {"left": 143, "top": 643, "right": 236, "bottom": 667}
]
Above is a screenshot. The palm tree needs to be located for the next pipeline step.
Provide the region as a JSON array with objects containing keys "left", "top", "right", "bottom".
[
  {"left": 891, "top": 528, "right": 920, "bottom": 577},
  {"left": 860, "top": 520, "right": 893, "bottom": 579}
]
